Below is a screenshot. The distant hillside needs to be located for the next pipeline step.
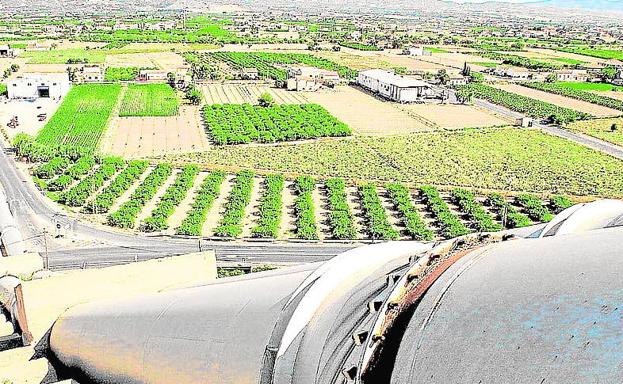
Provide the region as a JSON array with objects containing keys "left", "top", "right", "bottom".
[{"left": 528, "top": 0, "right": 623, "bottom": 10}]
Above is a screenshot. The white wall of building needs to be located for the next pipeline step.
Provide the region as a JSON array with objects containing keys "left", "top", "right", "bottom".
[{"left": 8, "top": 73, "right": 71, "bottom": 100}]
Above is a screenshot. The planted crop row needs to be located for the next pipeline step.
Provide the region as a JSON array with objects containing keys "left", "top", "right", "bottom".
[
  {"left": 359, "top": 183, "right": 399, "bottom": 240},
  {"left": 119, "top": 84, "right": 179, "bottom": 117},
  {"left": 419, "top": 186, "right": 470, "bottom": 239},
  {"left": 89, "top": 160, "right": 149, "bottom": 213},
  {"left": 60, "top": 157, "right": 125, "bottom": 207},
  {"left": 293, "top": 176, "right": 319, "bottom": 240},
  {"left": 521, "top": 82, "right": 623, "bottom": 112},
  {"left": 451, "top": 188, "right": 502, "bottom": 232},
  {"left": 203, "top": 103, "right": 351, "bottom": 145},
  {"left": 107, "top": 163, "right": 173, "bottom": 229},
  {"left": 386, "top": 183, "right": 433, "bottom": 241},
  {"left": 486, "top": 193, "right": 532, "bottom": 229},
  {"left": 33, "top": 156, "right": 70, "bottom": 179},
  {"left": 36, "top": 84, "right": 122, "bottom": 153},
  {"left": 214, "top": 171, "right": 255, "bottom": 238},
  {"left": 516, "top": 194, "right": 554, "bottom": 222},
  {"left": 66, "top": 156, "right": 97, "bottom": 180},
  {"left": 478, "top": 51, "right": 561, "bottom": 70},
  {"left": 176, "top": 171, "right": 226, "bottom": 236},
  {"left": 49, "top": 156, "right": 98, "bottom": 192},
  {"left": 457, "top": 83, "right": 591, "bottom": 124},
  {"left": 207, "top": 51, "right": 356, "bottom": 80},
  {"left": 325, "top": 178, "right": 357, "bottom": 240},
  {"left": 141, "top": 165, "right": 200, "bottom": 232},
  {"left": 251, "top": 175, "right": 285, "bottom": 238},
  {"left": 339, "top": 42, "right": 381, "bottom": 51}
]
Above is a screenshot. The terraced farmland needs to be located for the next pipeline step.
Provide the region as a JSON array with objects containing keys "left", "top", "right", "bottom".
[
  {"left": 31, "top": 157, "right": 564, "bottom": 242},
  {"left": 36, "top": 84, "right": 122, "bottom": 153}
]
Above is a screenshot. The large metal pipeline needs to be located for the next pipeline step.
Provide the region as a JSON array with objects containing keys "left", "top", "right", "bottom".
[
  {"left": 0, "top": 187, "right": 25, "bottom": 256},
  {"left": 39, "top": 216, "right": 623, "bottom": 383}
]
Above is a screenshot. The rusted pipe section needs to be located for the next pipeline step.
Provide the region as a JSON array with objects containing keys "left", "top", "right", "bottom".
[{"left": 0, "top": 275, "right": 33, "bottom": 350}]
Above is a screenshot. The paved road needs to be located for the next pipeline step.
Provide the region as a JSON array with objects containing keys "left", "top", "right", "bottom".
[
  {"left": 0, "top": 141, "right": 357, "bottom": 268},
  {"left": 474, "top": 99, "right": 623, "bottom": 160}
]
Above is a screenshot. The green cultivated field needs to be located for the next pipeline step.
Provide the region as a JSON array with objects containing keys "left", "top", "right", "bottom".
[
  {"left": 36, "top": 84, "right": 121, "bottom": 153},
  {"left": 164, "top": 128, "right": 623, "bottom": 198},
  {"left": 521, "top": 82, "right": 623, "bottom": 112},
  {"left": 556, "top": 82, "right": 623, "bottom": 92},
  {"left": 104, "top": 67, "right": 141, "bottom": 82},
  {"left": 119, "top": 84, "right": 179, "bottom": 117},
  {"left": 203, "top": 104, "right": 351, "bottom": 144},
  {"left": 23, "top": 49, "right": 108, "bottom": 64},
  {"left": 558, "top": 47, "right": 623, "bottom": 61},
  {"left": 459, "top": 83, "right": 592, "bottom": 123},
  {"left": 568, "top": 118, "right": 623, "bottom": 147}
]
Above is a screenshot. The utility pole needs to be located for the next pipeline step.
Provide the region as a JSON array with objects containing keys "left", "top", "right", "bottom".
[{"left": 43, "top": 229, "right": 49, "bottom": 270}]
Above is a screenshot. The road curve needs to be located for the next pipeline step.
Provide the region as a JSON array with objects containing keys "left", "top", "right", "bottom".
[{"left": 0, "top": 140, "right": 357, "bottom": 267}]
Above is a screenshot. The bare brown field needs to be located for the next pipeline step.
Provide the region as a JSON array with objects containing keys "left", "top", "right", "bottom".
[
  {"left": 526, "top": 48, "right": 610, "bottom": 66},
  {"left": 312, "top": 51, "right": 394, "bottom": 70},
  {"left": 398, "top": 104, "right": 510, "bottom": 129},
  {"left": 304, "top": 86, "right": 430, "bottom": 135},
  {"left": 591, "top": 91, "right": 623, "bottom": 101},
  {"left": 201, "top": 83, "right": 309, "bottom": 104},
  {"left": 493, "top": 83, "right": 622, "bottom": 117},
  {"left": 0, "top": 57, "right": 28, "bottom": 75},
  {"left": 21, "top": 63, "right": 67, "bottom": 73},
  {"left": 101, "top": 106, "right": 210, "bottom": 158},
  {"left": 416, "top": 52, "right": 501, "bottom": 72},
  {"left": 104, "top": 51, "right": 185, "bottom": 70}
]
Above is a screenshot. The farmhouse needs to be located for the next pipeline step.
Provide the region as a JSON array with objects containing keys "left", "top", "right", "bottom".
[
  {"left": 237, "top": 68, "right": 260, "bottom": 80},
  {"left": 447, "top": 75, "right": 468, "bottom": 86},
  {"left": 556, "top": 69, "right": 588, "bottom": 82},
  {"left": 0, "top": 45, "right": 18, "bottom": 58},
  {"left": 286, "top": 66, "right": 340, "bottom": 91},
  {"left": 403, "top": 46, "right": 432, "bottom": 57},
  {"left": 357, "top": 69, "right": 435, "bottom": 102},
  {"left": 7, "top": 73, "right": 70, "bottom": 100},
  {"left": 138, "top": 69, "right": 168, "bottom": 82},
  {"left": 493, "top": 65, "right": 531, "bottom": 80},
  {"left": 73, "top": 65, "right": 104, "bottom": 83}
]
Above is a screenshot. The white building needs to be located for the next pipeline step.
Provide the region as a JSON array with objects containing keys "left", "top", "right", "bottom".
[
  {"left": 556, "top": 69, "right": 588, "bottom": 82},
  {"left": 138, "top": 69, "right": 168, "bottom": 82},
  {"left": 494, "top": 65, "right": 531, "bottom": 80},
  {"left": 7, "top": 73, "right": 70, "bottom": 100},
  {"left": 0, "top": 45, "right": 19, "bottom": 58},
  {"left": 286, "top": 66, "right": 340, "bottom": 91},
  {"left": 447, "top": 75, "right": 468, "bottom": 86},
  {"left": 74, "top": 65, "right": 104, "bottom": 83},
  {"left": 357, "top": 69, "right": 434, "bottom": 103},
  {"left": 403, "top": 46, "right": 432, "bottom": 57}
]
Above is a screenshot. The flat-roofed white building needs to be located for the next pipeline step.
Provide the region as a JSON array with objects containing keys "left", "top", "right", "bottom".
[
  {"left": 7, "top": 73, "right": 70, "bottom": 100},
  {"left": 138, "top": 69, "right": 168, "bottom": 82},
  {"left": 74, "top": 65, "right": 104, "bottom": 83},
  {"left": 357, "top": 69, "right": 434, "bottom": 102},
  {"left": 403, "top": 46, "right": 432, "bottom": 57},
  {"left": 286, "top": 66, "right": 340, "bottom": 91}
]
